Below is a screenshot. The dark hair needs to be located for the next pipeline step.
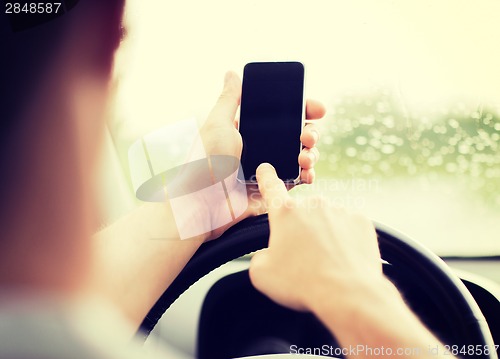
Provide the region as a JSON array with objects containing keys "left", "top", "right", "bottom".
[{"left": 0, "top": 0, "right": 125, "bottom": 140}]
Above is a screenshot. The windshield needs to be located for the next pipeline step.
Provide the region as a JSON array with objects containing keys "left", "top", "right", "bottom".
[{"left": 111, "top": 0, "right": 500, "bottom": 256}]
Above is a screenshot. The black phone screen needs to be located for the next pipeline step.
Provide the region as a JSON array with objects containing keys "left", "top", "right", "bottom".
[{"left": 238, "top": 62, "right": 305, "bottom": 183}]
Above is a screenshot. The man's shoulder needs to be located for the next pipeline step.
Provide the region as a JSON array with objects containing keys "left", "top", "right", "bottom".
[{"left": 0, "top": 294, "right": 160, "bottom": 359}]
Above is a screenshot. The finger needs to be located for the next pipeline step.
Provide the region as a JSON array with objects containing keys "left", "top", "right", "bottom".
[
  {"left": 298, "top": 147, "right": 319, "bottom": 170},
  {"left": 305, "top": 99, "right": 326, "bottom": 120},
  {"left": 256, "top": 163, "right": 290, "bottom": 211},
  {"left": 249, "top": 250, "right": 270, "bottom": 290},
  {"left": 205, "top": 71, "right": 242, "bottom": 128},
  {"left": 300, "top": 123, "right": 320, "bottom": 149},
  {"left": 300, "top": 168, "right": 316, "bottom": 184}
]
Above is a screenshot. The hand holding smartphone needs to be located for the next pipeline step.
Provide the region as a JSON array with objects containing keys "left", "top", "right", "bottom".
[{"left": 238, "top": 62, "right": 305, "bottom": 185}]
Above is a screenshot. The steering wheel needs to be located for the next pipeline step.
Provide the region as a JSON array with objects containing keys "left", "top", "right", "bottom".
[{"left": 137, "top": 214, "right": 497, "bottom": 359}]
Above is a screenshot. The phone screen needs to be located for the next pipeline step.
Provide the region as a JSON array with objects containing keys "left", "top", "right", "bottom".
[{"left": 238, "top": 62, "right": 305, "bottom": 183}]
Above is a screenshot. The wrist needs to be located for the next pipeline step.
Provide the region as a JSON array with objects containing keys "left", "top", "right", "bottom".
[
  {"left": 165, "top": 156, "right": 249, "bottom": 242},
  {"left": 139, "top": 201, "right": 210, "bottom": 243},
  {"left": 309, "top": 272, "right": 446, "bottom": 357},
  {"left": 307, "top": 271, "right": 402, "bottom": 330}
]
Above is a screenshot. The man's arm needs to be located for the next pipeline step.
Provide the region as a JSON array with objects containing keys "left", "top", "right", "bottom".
[
  {"left": 89, "top": 73, "right": 325, "bottom": 334},
  {"left": 249, "top": 163, "right": 453, "bottom": 358},
  {"left": 90, "top": 202, "right": 204, "bottom": 332},
  {"left": 310, "top": 275, "right": 449, "bottom": 358}
]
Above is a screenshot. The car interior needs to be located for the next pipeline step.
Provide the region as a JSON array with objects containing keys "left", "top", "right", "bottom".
[{"left": 93, "top": 1, "right": 500, "bottom": 358}]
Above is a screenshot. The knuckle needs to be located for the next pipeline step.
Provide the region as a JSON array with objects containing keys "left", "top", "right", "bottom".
[
  {"left": 218, "top": 89, "right": 239, "bottom": 104},
  {"left": 331, "top": 204, "right": 348, "bottom": 215},
  {"left": 249, "top": 254, "right": 266, "bottom": 285},
  {"left": 306, "top": 124, "right": 320, "bottom": 141},
  {"left": 313, "top": 195, "right": 328, "bottom": 206},
  {"left": 299, "top": 195, "right": 328, "bottom": 212},
  {"left": 349, "top": 211, "right": 373, "bottom": 228},
  {"left": 300, "top": 169, "right": 315, "bottom": 184},
  {"left": 311, "top": 147, "right": 320, "bottom": 161},
  {"left": 281, "top": 197, "right": 296, "bottom": 211}
]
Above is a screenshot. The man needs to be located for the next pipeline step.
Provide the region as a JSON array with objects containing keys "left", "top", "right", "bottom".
[{"left": 0, "top": 1, "right": 452, "bottom": 358}]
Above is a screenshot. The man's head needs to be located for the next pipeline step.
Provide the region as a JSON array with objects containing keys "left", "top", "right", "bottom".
[
  {"left": 1, "top": 0, "right": 125, "bottom": 134},
  {"left": 0, "top": 0, "right": 125, "bottom": 291}
]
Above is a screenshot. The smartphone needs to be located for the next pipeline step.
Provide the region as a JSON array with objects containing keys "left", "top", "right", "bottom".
[{"left": 238, "top": 61, "right": 305, "bottom": 184}]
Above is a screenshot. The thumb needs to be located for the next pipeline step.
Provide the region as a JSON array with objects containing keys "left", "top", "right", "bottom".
[
  {"left": 206, "top": 71, "right": 241, "bottom": 128},
  {"left": 256, "top": 163, "right": 290, "bottom": 212},
  {"left": 248, "top": 249, "right": 270, "bottom": 292}
]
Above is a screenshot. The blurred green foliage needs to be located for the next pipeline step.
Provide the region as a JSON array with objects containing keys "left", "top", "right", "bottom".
[{"left": 316, "top": 90, "right": 500, "bottom": 208}]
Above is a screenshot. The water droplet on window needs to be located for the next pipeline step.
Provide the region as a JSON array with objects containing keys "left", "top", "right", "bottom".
[
  {"left": 475, "top": 143, "right": 485, "bottom": 151},
  {"left": 448, "top": 118, "right": 459, "bottom": 129},
  {"left": 360, "top": 115, "right": 375, "bottom": 126},
  {"left": 323, "top": 135, "right": 333, "bottom": 145},
  {"left": 384, "top": 117, "right": 395, "bottom": 129},
  {"left": 355, "top": 136, "right": 368, "bottom": 146},
  {"left": 458, "top": 144, "right": 470, "bottom": 155},
  {"left": 381, "top": 144, "right": 395, "bottom": 154},
  {"left": 361, "top": 164, "right": 372, "bottom": 174},
  {"left": 427, "top": 155, "right": 443, "bottom": 167},
  {"left": 369, "top": 138, "right": 381, "bottom": 149},
  {"left": 346, "top": 147, "right": 357, "bottom": 157},
  {"left": 376, "top": 102, "right": 388, "bottom": 114},
  {"left": 378, "top": 161, "right": 390, "bottom": 171},
  {"left": 445, "top": 162, "right": 458, "bottom": 173}
]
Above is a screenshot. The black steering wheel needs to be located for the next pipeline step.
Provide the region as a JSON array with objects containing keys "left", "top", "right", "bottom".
[{"left": 137, "top": 214, "right": 497, "bottom": 359}]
